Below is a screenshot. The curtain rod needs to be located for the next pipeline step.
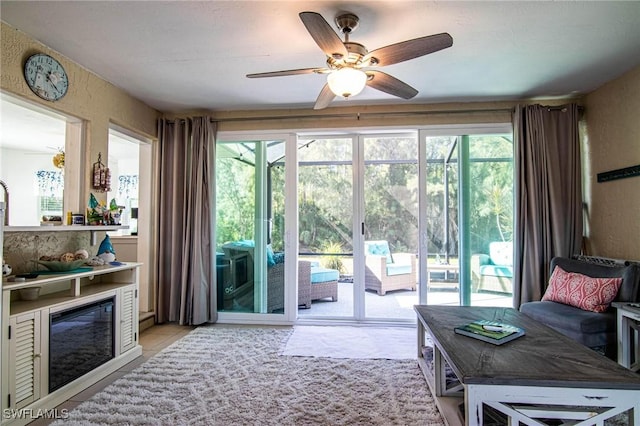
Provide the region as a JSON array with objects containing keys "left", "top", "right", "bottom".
[
  {"left": 211, "top": 108, "right": 513, "bottom": 123},
  {"left": 546, "top": 105, "right": 585, "bottom": 112},
  {"left": 164, "top": 104, "right": 583, "bottom": 124}
]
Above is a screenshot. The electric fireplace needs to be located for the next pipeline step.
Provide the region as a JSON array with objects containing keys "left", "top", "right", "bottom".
[{"left": 49, "top": 297, "right": 115, "bottom": 392}]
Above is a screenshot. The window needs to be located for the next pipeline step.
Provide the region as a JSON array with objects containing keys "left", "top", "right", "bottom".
[
  {"left": 36, "top": 170, "right": 64, "bottom": 219},
  {"left": 107, "top": 128, "right": 141, "bottom": 234}
]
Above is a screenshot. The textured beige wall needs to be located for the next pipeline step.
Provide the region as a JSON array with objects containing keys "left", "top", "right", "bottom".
[
  {"left": 2, "top": 23, "right": 159, "bottom": 311},
  {"left": 583, "top": 65, "right": 640, "bottom": 260},
  {"left": 1, "top": 22, "right": 159, "bottom": 207}
]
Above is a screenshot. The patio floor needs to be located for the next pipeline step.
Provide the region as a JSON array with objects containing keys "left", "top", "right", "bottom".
[{"left": 297, "top": 281, "right": 513, "bottom": 321}]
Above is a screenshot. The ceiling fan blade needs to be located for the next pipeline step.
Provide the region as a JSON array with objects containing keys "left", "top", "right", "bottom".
[
  {"left": 299, "top": 12, "right": 348, "bottom": 59},
  {"left": 313, "top": 83, "right": 336, "bottom": 110},
  {"left": 366, "top": 70, "right": 418, "bottom": 99},
  {"left": 246, "top": 67, "right": 328, "bottom": 78},
  {"left": 365, "top": 33, "right": 453, "bottom": 67}
]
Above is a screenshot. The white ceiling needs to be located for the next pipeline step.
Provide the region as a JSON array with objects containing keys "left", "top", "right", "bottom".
[{"left": 1, "top": 1, "right": 640, "bottom": 113}]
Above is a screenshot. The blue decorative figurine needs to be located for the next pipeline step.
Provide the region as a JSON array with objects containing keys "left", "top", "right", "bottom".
[{"left": 97, "top": 235, "right": 116, "bottom": 262}]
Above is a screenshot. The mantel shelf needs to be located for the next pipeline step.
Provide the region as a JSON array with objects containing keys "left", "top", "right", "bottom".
[
  {"left": 2, "top": 262, "right": 143, "bottom": 291},
  {"left": 4, "top": 225, "right": 128, "bottom": 232}
]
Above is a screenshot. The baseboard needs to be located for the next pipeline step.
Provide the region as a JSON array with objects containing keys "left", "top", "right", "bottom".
[{"left": 139, "top": 311, "right": 155, "bottom": 332}]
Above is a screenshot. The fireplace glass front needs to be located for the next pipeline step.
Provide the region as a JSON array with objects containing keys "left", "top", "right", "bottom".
[{"left": 49, "top": 297, "right": 115, "bottom": 392}]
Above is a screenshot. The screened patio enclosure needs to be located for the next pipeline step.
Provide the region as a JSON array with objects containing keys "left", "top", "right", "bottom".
[{"left": 214, "top": 132, "right": 514, "bottom": 320}]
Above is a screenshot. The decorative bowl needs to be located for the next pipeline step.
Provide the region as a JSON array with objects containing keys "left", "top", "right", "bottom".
[
  {"left": 19, "top": 287, "right": 41, "bottom": 301},
  {"left": 37, "top": 259, "right": 87, "bottom": 272}
]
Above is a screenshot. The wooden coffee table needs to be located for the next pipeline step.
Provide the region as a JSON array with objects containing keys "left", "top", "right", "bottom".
[{"left": 414, "top": 305, "right": 640, "bottom": 426}]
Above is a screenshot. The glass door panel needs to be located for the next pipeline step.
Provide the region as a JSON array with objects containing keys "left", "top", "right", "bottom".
[
  {"left": 467, "top": 134, "right": 513, "bottom": 307},
  {"left": 215, "top": 140, "right": 285, "bottom": 314},
  {"left": 297, "top": 137, "right": 354, "bottom": 318},
  {"left": 424, "top": 136, "right": 461, "bottom": 306},
  {"left": 423, "top": 133, "right": 514, "bottom": 307},
  {"left": 363, "top": 134, "right": 418, "bottom": 320}
]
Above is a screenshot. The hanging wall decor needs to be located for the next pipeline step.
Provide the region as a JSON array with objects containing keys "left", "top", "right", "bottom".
[
  {"left": 597, "top": 164, "right": 640, "bottom": 183},
  {"left": 92, "top": 152, "right": 111, "bottom": 192},
  {"left": 52, "top": 149, "right": 65, "bottom": 169},
  {"left": 36, "top": 170, "right": 64, "bottom": 197}
]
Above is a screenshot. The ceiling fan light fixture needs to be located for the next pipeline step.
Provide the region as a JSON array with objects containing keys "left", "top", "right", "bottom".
[{"left": 327, "top": 67, "right": 367, "bottom": 98}]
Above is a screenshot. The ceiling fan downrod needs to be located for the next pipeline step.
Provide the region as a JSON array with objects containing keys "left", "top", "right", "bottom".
[{"left": 335, "top": 13, "right": 359, "bottom": 36}]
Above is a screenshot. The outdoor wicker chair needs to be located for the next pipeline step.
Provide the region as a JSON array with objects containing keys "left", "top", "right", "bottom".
[
  {"left": 267, "top": 260, "right": 312, "bottom": 313},
  {"left": 364, "top": 240, "right": 416, "bottom": 295}
]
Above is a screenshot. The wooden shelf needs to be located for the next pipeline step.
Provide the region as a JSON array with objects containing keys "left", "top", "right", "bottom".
[
  {"left": 9, "top": 282, "right": 129, "bottom": 316},
  {"left": 4, "top": 225, "right": 128, "bottom": 232},
  {"left": 2, "top": 262, "right": 142, "bottom": 291},
  {"left": 417, "top": 357, "right": 464, "bottom": 426}
]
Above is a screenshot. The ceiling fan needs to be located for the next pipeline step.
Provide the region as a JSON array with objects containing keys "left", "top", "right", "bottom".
[{"left": 247, "top": 11, "right": 453, "bottom": 110}]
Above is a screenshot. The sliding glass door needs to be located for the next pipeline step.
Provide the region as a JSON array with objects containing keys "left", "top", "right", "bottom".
[
  {"left": 363, "top": 134, "right": 419, "bottom": 320},
  {"left": 297, "top": 134, "right": 419, "bottom": 321},
  {"left": 213, "top": 127, "right": 513, "bottom": 323},
  {"left": 421, "top": 130, "right": 514, "bottom": 307},
  {"left": 215, "top": 139, "right": 287, "bottom": 315},
  {"left": 297, "top": 137, "right": 354, "bottom": 318}
]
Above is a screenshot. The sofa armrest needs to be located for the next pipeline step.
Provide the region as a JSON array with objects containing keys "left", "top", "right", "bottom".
[
  {"left": 298, "top": 260, "right": 311, "bottom": 287},
  {"left": 365, "top": 255, "right": 387, "bottom": 278},
  {"left": 298, "top": 260, "right": 312, "bottom": 308},
  {"left": 471, "top": 254, "right": 490, "bottom": 290},
  {"left": 471, "top": 254, "right": 490, "bottom": 270}
]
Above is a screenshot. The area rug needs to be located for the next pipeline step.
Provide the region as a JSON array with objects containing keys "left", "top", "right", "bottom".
[
  {"left": 282, "top": 325, "right": 416, "bottom": 359},
  {"left": 53, "top": 326, "right": 444, "bottom": 425}
]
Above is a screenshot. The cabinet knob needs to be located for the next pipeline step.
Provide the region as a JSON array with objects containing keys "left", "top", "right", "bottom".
[{"left": 34, "top": 353, "right": 41, "bottom": 358}]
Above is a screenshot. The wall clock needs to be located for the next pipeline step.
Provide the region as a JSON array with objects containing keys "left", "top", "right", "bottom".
[{"left": 23, "top": 53, "right": 69, "bottom": 101}]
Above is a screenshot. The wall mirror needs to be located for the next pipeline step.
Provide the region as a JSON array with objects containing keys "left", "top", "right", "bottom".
[{"left": 0, "top": 92, "right": 82, "bottom": 226}]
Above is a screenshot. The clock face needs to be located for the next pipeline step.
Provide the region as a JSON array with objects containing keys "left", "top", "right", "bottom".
[{"left": 24, "top": 53, "right": 69, "bottom": 101}]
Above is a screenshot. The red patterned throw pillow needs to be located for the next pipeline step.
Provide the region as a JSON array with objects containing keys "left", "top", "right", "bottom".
[{"left": 542, "top": 266, "right": 622, "bottom": 313}]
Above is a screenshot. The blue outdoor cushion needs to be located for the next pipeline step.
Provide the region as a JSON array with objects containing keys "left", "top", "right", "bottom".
[
  {"left": 479, "top": 264, "right": 513, "bottom": 278},
  {"left": 386, "top": 264, "right": 412, "bottom": 276},
  {"left": 310, "top": 266, "right": 340, "bottom": 283},
  {"left": 227, "top": 240, "right": 276, "bottom": 267},
  {"left": 365, "top": 241, "right": 393, "bottom": 264},
  {"left": 273, "top": 252, "right": 285, "bottom": 265},
  {"left": 266, "top": 245, "right": 275, "bottom": 267}
]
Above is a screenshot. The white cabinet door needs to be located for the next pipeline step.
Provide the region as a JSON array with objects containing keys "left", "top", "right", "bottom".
[
  {"left": 119, "top": 285, "right": 138, "bottom": 354},
  {"left": 9, "top": 312, "right": 41, "bottom": 409}
]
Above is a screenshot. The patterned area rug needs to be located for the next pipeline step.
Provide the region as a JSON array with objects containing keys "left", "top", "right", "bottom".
[{"left": 53, "top": 326, "right": 444, "bottom": 425}]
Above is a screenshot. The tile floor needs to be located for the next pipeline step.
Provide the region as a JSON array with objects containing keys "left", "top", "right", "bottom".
[{"left": 29, "top": 323, "right": 195, "bottom": 426}]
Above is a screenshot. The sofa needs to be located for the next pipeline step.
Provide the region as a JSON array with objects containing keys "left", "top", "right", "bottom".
[
  {"left": 520, "top": 256, "right": 640, "bottom": 359},
  {"left": 471, "top": 241, "right": 513, "bottom": 293},
  {"left": 364, "top": 240, "right": 416, "bottom": 295}
]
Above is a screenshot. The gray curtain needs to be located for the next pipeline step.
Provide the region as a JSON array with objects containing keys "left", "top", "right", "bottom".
[
  {"left": 155, "top": 117, "right": 217, "bottom": 325},
  {"left": 513, "top": 104, "right": 582, "bottom": 308}
]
